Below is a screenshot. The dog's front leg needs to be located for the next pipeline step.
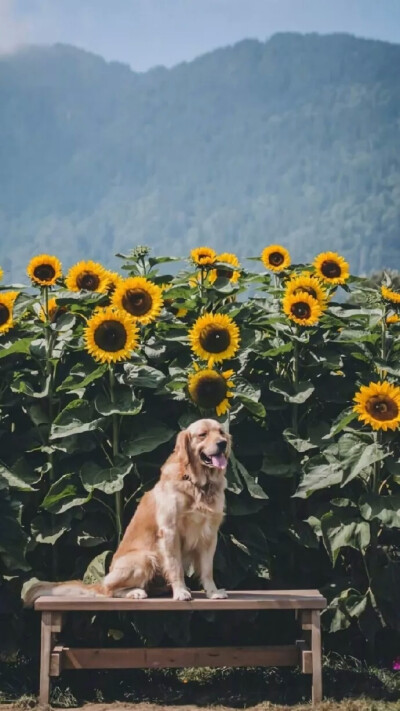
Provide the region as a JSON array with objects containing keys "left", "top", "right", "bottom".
[
  {"left": 159, "top": 529, "right": 191, "bottom": 601},
  {"left": 198, "top": 537, "right": 228, "bottom": 599}
]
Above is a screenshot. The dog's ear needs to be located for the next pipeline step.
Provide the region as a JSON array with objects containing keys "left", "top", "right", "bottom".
[{"left": 174, "top": 429, "right": 191, "bottom": 467}]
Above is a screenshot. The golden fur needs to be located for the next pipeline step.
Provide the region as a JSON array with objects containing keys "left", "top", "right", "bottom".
[{"left": 24, "top": 418, "right": 230, "bottom": 605}]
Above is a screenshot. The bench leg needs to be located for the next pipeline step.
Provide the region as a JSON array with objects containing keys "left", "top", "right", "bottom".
[
  {"left": 311, "top": 610, "right": 322, "bottom": 705},
  {"left": 39, "top": 612, "right": 63, "bottom": 708}
]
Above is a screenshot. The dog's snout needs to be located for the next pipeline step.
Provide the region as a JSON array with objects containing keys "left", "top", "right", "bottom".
[{"left": 217, "top": 440, "right": 227, "bottom": 452}]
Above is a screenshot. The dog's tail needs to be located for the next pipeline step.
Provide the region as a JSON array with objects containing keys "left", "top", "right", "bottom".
[{"left": 22, "top": 580, "right": 106, "bottom": 607}]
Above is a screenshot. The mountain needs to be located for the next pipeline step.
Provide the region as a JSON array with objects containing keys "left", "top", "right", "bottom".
[{"left": 0, "top": 33, "right": 399, "bottom": 281}]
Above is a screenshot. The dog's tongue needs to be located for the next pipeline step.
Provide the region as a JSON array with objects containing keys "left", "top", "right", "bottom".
[{"left": 211, "top": 454, "right": 227, "bottom": 469}]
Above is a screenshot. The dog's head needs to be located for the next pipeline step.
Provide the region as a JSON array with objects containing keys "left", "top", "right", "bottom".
[{"left": 173, "top": 418, "right": 231, "bottom": 480}]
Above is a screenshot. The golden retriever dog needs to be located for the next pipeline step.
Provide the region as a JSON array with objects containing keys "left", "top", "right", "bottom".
[{"left": 25, "top": 418, "right": 230, "bottom": 605}]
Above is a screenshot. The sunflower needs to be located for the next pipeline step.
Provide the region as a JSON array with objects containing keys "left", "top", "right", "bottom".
[
  {"left": 285, "top": 273, "right": 329, "bottom": 309},
  {"left": 39, "top": 298, "right": 66, "bottom": 322},
  {"left": 190, "top": 247, "right": 217, "bottom": 266},
  {"left": 282, "top": 291, "right": 322, "bottom": 327},
  {"left": 386, "top": 313, "right": 400, "bottom": 325},
  {"left": 0, "top": 291, "right": 18, "bottom": 334},
  {"left": 112, "top": 276, "right": 163, "bottom": 325},
  {"left": 0, "top": 267, "right": 3, "bottom": 282},
  {"left": 353, "top": 381, "right": 400, "bottom": 431},
  {"left": 27, "top": 254, "right": 62, "bottom": 287},
  {"left": 105, "top": 270, "right": 123, "bottom": 293},
  {"left": 189, "top": 313, "right": 240, "bottom": 366},
  {"left": 381, "top": 285, "right": 400, "bottom": 304},
  {"left": 84, "top": 307, "right": 139, "bottom": 364},
  {"left": 188, "top": 367, "right": 234, "bottom": 416},
  {"left": 65, "top": 260, "right": 109, "bottom": 293},
  {"left": 313, "top": 252, "right": 350, "bottom": 285},
  {"left": 261, "top": 245, "right": 291, "bottom": 273},
  {"left": 209, "top": 253, "right": 241, "bottom": 284}
]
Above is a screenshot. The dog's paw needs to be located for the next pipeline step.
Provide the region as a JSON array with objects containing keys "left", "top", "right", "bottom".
[
  {"left": 125, "top": 588, "right": 148, "bottom": 599},
  {"left": 207, "top": 589, "right": 228, "bottom": 599},
  {"left": 173, "top": 588, "right": 192, "bottom": 601}
]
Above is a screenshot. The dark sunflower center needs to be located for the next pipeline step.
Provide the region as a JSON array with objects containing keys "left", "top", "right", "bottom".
[
  {"left": 94, "top": 320, "right": 127, "bottom": 352},
  {"left": 366, "top": 396, "right": 398, "bottom": 421},
  {"left": 269, "top": 252, "right": 284, "bottom": 266},
  {"left": 77, "top": 271, "right": 100, "bottom": 291},
  {"left": 122, "top": 288, "right": 152, "bottom": 316},
  {"left": 192, "top": 375, "right": 227, "bottom": 409},
  {"left": 291, "top": 301, "right": 311, "bottom": 319},
  {"left": 33, "top": 264, "right": 56, "bottom": 282},
  {"left": 321, "top": 260, "right": 341, "bottom": 278},
  {"left": 216, "top": 268, "right": 234, "bottom": 279},
  {"left": 0, "top": 304, "right": 10, "bottom": 325},
  {"left": 199, "top": 325, "right": 231, "bottom": 353},
  {"left": 294, "top": 286, "right": 317, "bottom": 299},
  {"left": 198, "top": 252, "right": 210, "bottom": 261}
]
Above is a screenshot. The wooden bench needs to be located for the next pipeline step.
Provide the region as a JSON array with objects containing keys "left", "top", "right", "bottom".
[{"left": 34, "top": 589, "right": 326, "bottom": 707}]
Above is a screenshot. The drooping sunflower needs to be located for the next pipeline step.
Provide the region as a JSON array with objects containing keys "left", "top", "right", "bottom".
[
  {"left": 190, "top": 247, "right": 217, "bottom": 266},
  {"left": 381, "top": 285, "right": 400, "bottom": 304},
  {"left": 313, "top": 252, "right": 350, "bottom": 285},
  {"left": 39, "top": 298, "right": 65, "bottom": 322},
  {"left": 386, "top": 313, "right": 400, "bottom": 325},
  {"left": 0, "top": 291, "right": 18, "bottom": 334},
  {"left": 353, "top": 381, "right": 400, "bottom": 431},
  {"left": 84, "top": 307, "right": 140, "bottom": 364},
  {"left": 188, "top": 313, "right": 240, "bottom": 366},
  {"left": 285, "top": 273, "right": 329, "bottom": 310},
  {"left": 65, "top": 260, "right": 109, "bottom": 293},
  {"left": 282, "top": 291, "right": 322, "bottom": 327},
  {"left": 209, "top": 252, "right": 241, "bottom": 284},
  {"left": 27, "top": 254, "right": 62, "bottom": 287},
  {"left": 261, "top": 245, "right": 291, "bottom": 273},
  {"left": 188, "top": 367, "right": 235, "bottom": 416},
  {"left": 112, "top": 276, "right": 163, "bottom": 325},
  {"left": 160, "top": 284, "right": 188, "bottom": 318},
  {"left": 105, "top": 270, "right": 123, "bottom": 293}
]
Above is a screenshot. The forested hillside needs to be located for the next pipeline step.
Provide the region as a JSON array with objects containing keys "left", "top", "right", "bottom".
[{"left": 1, "top": 32, "right": 399, "bottom": 281}]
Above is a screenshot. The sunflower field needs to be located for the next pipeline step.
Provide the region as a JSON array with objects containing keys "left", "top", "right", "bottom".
[{"left": 0, "top": 246, "right": 400, "bottom": 661}]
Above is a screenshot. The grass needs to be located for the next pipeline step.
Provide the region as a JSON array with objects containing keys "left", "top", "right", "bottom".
[{"left": 0, "top": 653, "right": 400, "bottom": 709}]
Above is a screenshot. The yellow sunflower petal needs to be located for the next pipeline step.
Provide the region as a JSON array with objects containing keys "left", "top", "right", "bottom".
[
  {"left": 27, "top": 254, "right": 62, "bottom": 287},
  {"left": 188, "top": 312, "right": 240, "bottom": 364},
  {"left": 65, "top": 260, "right": 109, "bottom": 293},
  {"left": 313, "top": 252, "right": 350, "bottom": 285},
  {"left": 381, "top": 286, "right": 400, "bottom": 304},
  {"left": 209, "top": 252, "right": 241, "bottom": 284},
  {"left": 0, "top": 267, "right": 3, "bottom": 282},
  {"left": 0, "top": 291, "right": 19, "bottom": 334},
  {"left": 112, "top": 276, "right": 163, "bottom": 325},
  {"left": 84, "top": 307, "right": 140, "bottom": 364},
  {"left": 190, "top": 246, "right": 217, "bottom": 266},
  {"left": 282, "top": 291, "right": 322, "bottom": 327},
  {"left": 261, "top": 245, "right": 291, "bottom": 273},
  {"left": 386, "top": 313, "right": 400, "bottom": 324},
  {"left": 353, "top": 380, "right": 400, "bottom": 431}
]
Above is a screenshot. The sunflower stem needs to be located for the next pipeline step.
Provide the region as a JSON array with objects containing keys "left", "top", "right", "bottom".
[
  {"left": 109, "top": 366, "right": 123, "bottom": 542},
  {"left": 43, "top": 286, "right": 58, "bottom": 579},
  {"left": 291, "top": 331, "right": 299, "bottom": 435},
  {"left": 200, "top": 267, "right": 205, "bottom": 301}
]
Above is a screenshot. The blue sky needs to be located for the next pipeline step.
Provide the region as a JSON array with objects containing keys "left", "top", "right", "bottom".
[{"left": 1, "top": 0, "right": 400, "bottom": 71}]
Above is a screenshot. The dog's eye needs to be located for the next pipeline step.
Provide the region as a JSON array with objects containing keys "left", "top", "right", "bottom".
[{"left": 198, "top": 432, "right": 207, "bottom": 438}]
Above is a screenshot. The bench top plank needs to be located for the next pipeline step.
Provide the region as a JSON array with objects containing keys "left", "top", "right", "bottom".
[{"left": 34, "top": 590, "right": 326, "bottom": 611}]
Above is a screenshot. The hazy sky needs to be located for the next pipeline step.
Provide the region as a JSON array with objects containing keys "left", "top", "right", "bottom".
[{"left": 1, "top": 0, "right": 400, "bottom": 71}]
